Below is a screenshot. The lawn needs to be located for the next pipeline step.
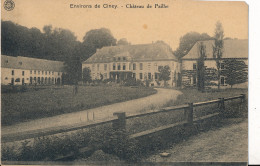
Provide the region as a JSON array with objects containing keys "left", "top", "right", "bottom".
[
  {"left": 164, "top": 88, "right": 248, "bottom": 107},
  {"left": 1, "top": 85, "right": 157, "bottom": 126}
]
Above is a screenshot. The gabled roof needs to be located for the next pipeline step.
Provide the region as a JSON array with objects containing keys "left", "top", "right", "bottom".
[
  {"left": 83, "top": 42, "right": 177, "bottom": 63},
  {"left": 182, "top": 39, "right": 248, "bottom": 60},
  {"left": 1, "top": 55, "right": 65, "bottom": 72}
]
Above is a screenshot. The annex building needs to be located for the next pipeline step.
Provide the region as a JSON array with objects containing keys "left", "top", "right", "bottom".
[
  {"left": 1, "top": 55, "right": 64, "bottom": 85},
  {"left": 181, "top": 39, "right": 248, "bottom": 88},
  {"left": 82, "top": 42, "right": 181, "bottom": 87}
]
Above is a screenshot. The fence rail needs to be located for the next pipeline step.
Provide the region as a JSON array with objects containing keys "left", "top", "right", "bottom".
[{"left": 2, "top": 94, "right": 246, "bottom": 143}]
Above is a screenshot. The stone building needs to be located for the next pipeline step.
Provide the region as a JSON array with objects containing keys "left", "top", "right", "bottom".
[
  {"left": 82, "top": 42, "right": 181, "bottom": 87},
  {"left": 1, "top": 55, "right": 64, "bottom": 85}
]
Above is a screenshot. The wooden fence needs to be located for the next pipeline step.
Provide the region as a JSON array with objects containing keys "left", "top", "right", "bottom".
[{"left": 2, "top": 94, "right": 246, "bottom": 144}]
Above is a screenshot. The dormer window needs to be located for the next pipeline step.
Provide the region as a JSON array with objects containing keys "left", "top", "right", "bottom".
[
  {"left": 19, "top": 62, "right": 22, "bottom": 65},
  {"left": 5, "top": 60, "right": 8, "bottom": 63}
]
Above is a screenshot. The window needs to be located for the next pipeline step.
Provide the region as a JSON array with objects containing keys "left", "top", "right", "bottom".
[
  {"left": 5, "top": 60, "right": 8, "bottom": 63},
  {"left": 193, "top": 63, "right": 197, "bottom": 70},
  {"left": 22, "top": 71, "right": 25, "bottom": 76},
  {"left": 19, "top": 62, "right": 22, "bottom": 65},
  {"left": 42, "top": 71, "right": 44, "bottom": 74},
  {"left": 155, "top": 73, "right": 158, "bottom": 80},
  {"left": 139, "top": 73, "right": 143, "bottom": 79},
  {"left": 117, "top": 64, "right": 121, "bottom": 70},
  {"left": 45, "top": 71, "right": 47, "bottom": 75},
  {"left": 38, "top": 71, "right": 40, "bottom": 74},
  {"left": 22, "top": 78, "right": 25, "bottom": 85},
  {"left": 118, "top": 57, "right": 121, "bottom": 61},
  {"left": 11, "top": 78, "right": 14, "bottom": 85},
  {"left": 140, "top": 63, "right": 143, "bottom": 70},
  {"left": 58, "top": 72, "right": 60, "bottom": 76},
  {"left": 113, "top": 63, "right": 116, "bottom": 70},
  {"left": 104, "top": 64, "right": 107, "bottom": 71},
  {"left": 123, "top": 57, "right": 126, "bottom": 61},
  {"left": 221, "top": 77, "right": 225, "bottom": 85},
  {"left": 92, "top": 64, "right": 95, "bottom": 71},
  {"left": 113, "top": 57, "right": 116, "bottom": 61},
  {"left": 30, "top": 70, "right": 32, "bottom": 74},
  {"left": 49, "top": 71, "right": 51, "bottom": 75},
  {"left": 123, "top": 64, "right": 126, "bottom": 70},
  {"left": 52, "top": 71, "right": 54, "bottom": 75},
  {"left": 148, "top": 63, "right": 151, "bottom": 70},
  {"left": 34, "top": 70, "right": 36, "bottom": 74},
  {"left": 97, "top": 64, "right": 100, "bottom": 71},
  {"left": 129, "top": 64, "right": 131, "bottom": 70},
  {"left": 11, "top": 70, "right": 14, "bottom": 75},
  {"left": 148, "top": 73, "right": 151, "bottom": 79},
  {"left": 133, "top": 73, "right": 136, "bottom": 79},
  {"left": 133, "top": 63, "right": 136, "bottom": 70}
]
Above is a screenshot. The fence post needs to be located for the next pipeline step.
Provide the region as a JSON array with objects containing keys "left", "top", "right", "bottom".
[
  {"left": 240, "top": 94, "right": 246, "bottom": 103},
  {"left": 186, "top": 103, "right": 193, "bottom": 125},
  {"left": 218, "top": 98, "right": 225, "bottom": 117},
  {"left": 112, "top": 112, "right": 126, "bottom": 131}
]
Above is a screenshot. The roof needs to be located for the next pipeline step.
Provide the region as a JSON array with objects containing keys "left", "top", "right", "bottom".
[
  {"left": 1, "top": 55, "right": 65, "bottom": 72},
  {"left": 83, "top": 42, "right": 177, "bottom": 63},
  {"left": 182, "top": 39, "right": 248, "bottom": 60}
]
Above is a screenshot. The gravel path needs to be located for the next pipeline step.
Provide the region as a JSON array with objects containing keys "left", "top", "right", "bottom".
[
  {"left": 144, "top": 119, "right": 248, "bottom": 162},
  {"left": 2, "top": 88, "right": 182, "bottom": 135}
]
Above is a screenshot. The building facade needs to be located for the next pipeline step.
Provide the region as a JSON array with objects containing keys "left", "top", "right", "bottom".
[
  {"left": 181, "top": 39, "right": 248, "bottom": 88},
  {"left": 1, "top": 55, "right": 64, "bottom": 85},
  {"left": 82, "top": 42, "right": 181, "bottom": 87}
]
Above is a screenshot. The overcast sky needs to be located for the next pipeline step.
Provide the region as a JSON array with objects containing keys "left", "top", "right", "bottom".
[{"left": 1, "top": 0, "right": 248, "bottom": 50}]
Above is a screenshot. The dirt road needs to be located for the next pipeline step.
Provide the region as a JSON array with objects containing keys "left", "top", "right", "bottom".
[
  {"left": 144, "top": 119, "right": 248, "bottom": 162},
  {"left": 2, "top": 88, "right": 182, "bottom": 135}
]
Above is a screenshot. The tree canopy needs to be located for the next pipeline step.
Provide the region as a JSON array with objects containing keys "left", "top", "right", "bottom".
[
  {"left": 1, "top": 21, "right": 118, "bottom": 85},
  {"left": 174, "top": 32, "right": 212, "bottom": 59},
  {"left": 158, "top": 65, "right": 171, "bottom": 86},
  {"left": 221, "top": 59, "right": 248, "bottom": 88},
  {"left": 117, "top": 38, "right": 130, "bottom": 45}
]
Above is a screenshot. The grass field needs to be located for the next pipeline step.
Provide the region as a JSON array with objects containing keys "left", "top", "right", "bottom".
[
  {"left": 1, "top": 85, "right": 157, "bottom": 126},
  {"left": 164, "top": 88, "right": 248, "bottom": 107}
]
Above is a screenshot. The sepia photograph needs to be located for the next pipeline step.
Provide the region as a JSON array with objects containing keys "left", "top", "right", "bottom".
[{"left": 1, "top": 0, "right": 251, "bottom": 165}]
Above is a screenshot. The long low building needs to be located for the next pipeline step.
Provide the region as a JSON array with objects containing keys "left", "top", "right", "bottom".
[
  {"left": 1, "top": 55, "right": 64, "bottom": 85},
  {"left": 82, "top": 42, "right": 182, "bottom": 87}
]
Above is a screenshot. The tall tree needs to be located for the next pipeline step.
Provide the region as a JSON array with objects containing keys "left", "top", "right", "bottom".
[
  {"left": 213, "top": 21, "right": 224, "bottom": 90},
  {"left": 158, "top": 65, "right": 171, "bottom": 87},
  {"left": 197, "top": 42, "right": 206, "bottom": 91},
  {"left": 82, "top": 67, "right": 92, "bottom": 84},
  {"left": 221, "top": 59, "right": 248, "bottom": 88},
  {"left": 82, "top": 28, "right": 117, "bottom": 60},
  {"left": 117, "top": 38, "right": 130, "bottom": 45},
  {"left": 174, "top": 32, "right": 212, "bottom": 59}
]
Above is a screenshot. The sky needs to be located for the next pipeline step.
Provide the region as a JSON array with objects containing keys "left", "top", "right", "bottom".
[{"left": 1, "top": 0, "right": 248, "bottom": 50}]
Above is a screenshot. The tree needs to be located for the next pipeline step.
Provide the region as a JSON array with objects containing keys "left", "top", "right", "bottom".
[
  {"left": 197, "top": 42, "right": 206, "bottom": 91},
  {"left": 174, "top": 32, "right": 212, "bottom": 59},
  {"left": 158, "top": 65, "right": 171, "bottom": 87},
  {"left": 82, "top": 28, "right": 117, "bottom": 60},
  {"left": 117, "top": 38, "right": 130, "bottom": 45},
  {"left": 213, "top": 21, "right": 224, "bottom": 90},
  {"left": 221, "top": 59, "right": 248, "bottom": 88},
  {"left": 82, "top": 67, "right": 92, "bottom": 84}
]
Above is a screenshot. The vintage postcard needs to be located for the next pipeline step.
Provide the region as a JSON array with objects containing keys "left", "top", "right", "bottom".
[{"left": 1, "top": 0, "right": 249, "bottom": 165}]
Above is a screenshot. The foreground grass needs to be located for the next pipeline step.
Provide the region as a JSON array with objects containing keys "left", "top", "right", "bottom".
[
  {"left": 164, "top": 88, "right": 248, "bottom": 107},
  {"left": 1, "top": 85, "right": 157, "bottom": 126}
]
